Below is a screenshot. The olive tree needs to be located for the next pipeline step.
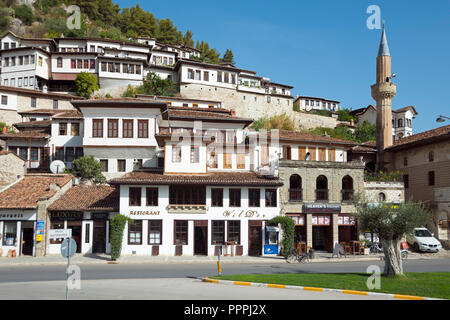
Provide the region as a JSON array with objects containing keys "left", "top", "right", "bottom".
[{"left": 353, "top": 197, "right": 430, "bottom": 276}]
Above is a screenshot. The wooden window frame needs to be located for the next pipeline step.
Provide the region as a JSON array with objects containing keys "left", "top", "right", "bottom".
[
  {"left": 138, "top": 120, "right": 149, "bottom": 138},
  {"left": 172, "top": 146, "right": 182, "bottom": 163},
  {"left": 174, "top": 220, "right": 188, "bottom": 245},
  {"left": 236, "top": 154, "right": 245, "bottom": 169},
  {"left": 148, "top": 220, "right": 162, "bottom": 245},
  {"left": 211, "top": 220, "right": 225, "bottom": 245},
  {"left": 128, "top": 220, "right": 142, "bottom": 245},
  {"left": 248, "top": 188, "right": 261, "bottom": 207},
  {"left": 122, "top": 119, "right": 134, "bottom": 138},
  {"left": 223, "top": 153, "right": 232, "bottom": 169},
  {"left": 265, "top": 189, "right": 277, "bottom": 207},
  {"left": 229, "top": 189, "right": 241, "bottom": 207},
  {"left": 129, "top": 187, "right": 142, "bottom": 207},
  {"left": 107, "top": 119, "right": 118, "bottom": 138},
  {"left": 227, "top": 221, "right": 241, "bottom": 244},
  {"left": 211, "top": 188, "right": 223, "bottom": 207},
  {"left": 92, "top": 119, "right": 103, "bottom": 138},
  {"left": 117, "top": 159, "right": 126, "bottom": 172},
  {"left": 190, "top": 146, "right": 199, "bottom": 163},
  {"left": 146, "top": 188, "right": 159, "bottom": 207}
]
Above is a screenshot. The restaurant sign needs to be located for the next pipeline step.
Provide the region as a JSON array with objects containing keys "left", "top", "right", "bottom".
[
  {"left": 50, "top": 212, "right": 83, "bottom": 221},
  {"left": 304, "top": 204, "right": 341, "bottom": 214}
]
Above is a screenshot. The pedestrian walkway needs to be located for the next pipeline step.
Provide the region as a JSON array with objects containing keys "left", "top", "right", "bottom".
[{"left": 1, "top": 249, "right": 447, "bottom": 267}]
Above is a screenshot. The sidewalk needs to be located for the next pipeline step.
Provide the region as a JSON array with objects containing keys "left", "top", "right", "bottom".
[{"left": 0, "top": 250, "right": 448, "bottom": 267}]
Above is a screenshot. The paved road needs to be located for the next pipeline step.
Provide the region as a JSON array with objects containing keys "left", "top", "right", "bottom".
[
  {"left": 0, "top": 259, "right": 447, "bottom": 300},
  {"left": 0, "top": 258, "right": 448, "bottom": 283}
]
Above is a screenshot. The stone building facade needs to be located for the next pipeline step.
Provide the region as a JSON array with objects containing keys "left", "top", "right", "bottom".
[{"left": 0, "top": 150, "right": 26, "bottom": 190}]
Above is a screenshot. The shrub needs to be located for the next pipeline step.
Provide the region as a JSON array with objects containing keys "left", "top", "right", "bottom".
[
  {"left": 14, "top": 4, "right": 34, "bottom": 25},
  {"left": 267, "top": 216, "right": 295, "bottom": 257},
  {"left": 75, "top": 72, "right": 99, "bottom": 98},
  {"left": 110, "top": 214, "right": 131, "bottom": 260},
  {"left": 69, "top": 155, "right": 106, "bottom": 184}
]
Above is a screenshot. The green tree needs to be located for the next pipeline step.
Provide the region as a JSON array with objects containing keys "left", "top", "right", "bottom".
[
  {"left": 69, "top": 155, "right": 106, "bottom": 184},
  {"left": 353, "top": 197, "right": 430, "bottom": 276},
  {"left": 183, "top": 29, "right": 194, "bottom": 48},
  {"left": 267, "top": 216, "right": 295, "bottom": 257},
  {"left": 14, "top": 4, "right": 34, "bottom": 25},
  {"left": 354, "top": 120, "right": 376, "bottom": 143},
  {"left": 337, "top": 108, "right": 357, "bottom": 122},
  {"left": 139, "top": 72, "right": 177, "bottom": 96},
  {"left": 156, "top": 18, "right": 180, "bottom": 44},
  {"left": 74, "top": 72, "right": 99, "bottom": 98},
  {"left": 110, "top": 214, "right": 131, "bottom": 260},
  {"left": 221, "top": 49, "right": 235, "bottom": 65},
  {"left": 250, "top": 114, "right": 296, "bottom": 131}
]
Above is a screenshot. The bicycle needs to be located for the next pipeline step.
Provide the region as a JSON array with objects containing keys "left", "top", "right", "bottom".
[{"left": 286, "top": 249, "right": 310, "bottom": 263}]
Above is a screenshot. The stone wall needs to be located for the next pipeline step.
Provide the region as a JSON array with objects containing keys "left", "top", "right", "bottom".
[
  {"left": 292, "top": 111, "right": 340, "bottom": 130},
  {"left": 0, "top": 109, "right": 21, "bottom": 126},
  {"left": 363, "top": 181, "right": 405, "bottom": 203},
  {"left": 0, "top": 153, "right": 26, "bottom": 190}
]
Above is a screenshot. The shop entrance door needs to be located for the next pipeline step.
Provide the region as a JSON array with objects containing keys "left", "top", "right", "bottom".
[
  {"left": 21, "top": 227, "right": 34, "bottom": 256},
  {"left": 93, "top": 220, "right": 106, "bottom": 253},
  {"left": 313, "top": 226, "right": 326, "bottom": 251},
  {"left": 248, "top": 226, "right": 262, "bottom": 256},
  {"left": 194, "top": 226, "right": 208, "bottom": 255},
  {"left": 69, "top": 225, "right": 82, "bottom": 253}
]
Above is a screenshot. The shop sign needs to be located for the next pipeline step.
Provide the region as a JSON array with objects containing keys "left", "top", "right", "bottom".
[
  {"left": 305, "top": 204, "right": 341, "bottom": 213},
  {"left": 48, "top": 229, "right": 72, "bottom": 239},
  {"left": 130, "top": 211, "right": 160, "bottom": 216},
  {"left": 36, "top": 234, "right": 43, "bottom": 242},
  {"left": 287, "top": 214, "right": 305, "bottom": 226},
  {"left": 36, "top": 220, "right": 45, "bottom": 235},
  {"left": 222, "top": 209, "right": 265, "bottom": 218},
  {"left": 312, "top": 215, "right": 330, "bottom": 226},
  {"left": 50, "top": 212, "right": 83, "bottom": 221},
  {"left": 0, "top": 213, "right": 25, "bottom": 220},
  {"left": 338, "top": 215, "right": 356, "bottom": 226},
  {"left": 91, "top": 213, "right": 109, "bottom": 220}
]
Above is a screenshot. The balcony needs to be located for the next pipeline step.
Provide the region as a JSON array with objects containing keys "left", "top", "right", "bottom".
[
  {"left": 342, "top": 189, "right": 355, "bottom": 202},
  {"left": 315, "top": 189, "right": 329, "bottom": 202},
  {"left": 168, "top": 204, "right": 206, "bottom": 214},
  {"left": 289, "top": 189, "right": 303, "bottom": 202}
]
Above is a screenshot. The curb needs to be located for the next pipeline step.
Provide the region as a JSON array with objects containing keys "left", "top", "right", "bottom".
[{"left": 203, "top": 277, "right": 441, "bottom": 300}]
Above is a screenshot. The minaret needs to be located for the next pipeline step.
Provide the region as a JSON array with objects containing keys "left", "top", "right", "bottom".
[{"left": 371, "top": 22, "right": 396, "bottom": 171}]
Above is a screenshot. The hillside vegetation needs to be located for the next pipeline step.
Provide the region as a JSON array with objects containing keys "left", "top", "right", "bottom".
[{"left": 0, "top": 0, "right": 234, "bottom": 64}]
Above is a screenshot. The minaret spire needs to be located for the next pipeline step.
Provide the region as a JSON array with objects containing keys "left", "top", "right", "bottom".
[{"left": 371, "top": 21, "right": 396, "bottom": 171}]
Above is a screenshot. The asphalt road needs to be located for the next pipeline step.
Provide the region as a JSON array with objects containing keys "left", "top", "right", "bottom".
[{"left": 0, "top": 258, "right": 448, "bottom": 283}]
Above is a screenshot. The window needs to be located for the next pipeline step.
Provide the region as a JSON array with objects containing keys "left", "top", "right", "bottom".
[
  {"left": 65, "top": 147, "right": 75, "bottom": 163},
  {"left": 193, "top": 103, "right": 198, "bottom": 108},
  {"left": 249, "top": 189, "right": 260, "bottom": 207},
  {"left": 308, "top": 147, "right": 316, "bottom": 161},
  {"left": 282, "top": 145, "right": 291, "bottom": 160},
  {"left": 187, "top": 68, "right": 194, "bottom": 80},
  {"left": 212, "top": 220, "right": 225, "bottom": 244},
  {"left": 23, "top": 77, "right": 28, "bottom": 87},
  {"left": 19, "top": 147, "right": 28, "bottom": 160},
  {"left": 31, "top": 97, "right": 36, "bottom": 108},
  {"left": 11, "top": 57, "right": 15, "bottom": 66},
  {"left": 55, "top": 147, "right": 64, "bottom": 161},
  {"left": 71, "top": 59, "right": 76, "bottom": 69},
  {"left": 231, "top": 74, "right": 236, "bottom": 84},
  {"left": 129, "top": 187, "right": 142, "bottom": 206},
  {"left": 428, "top": 171, "right": 435, "bottom": 186},
  {"left": 146, "top": 188, "right": 158, "bottom": 206},
  {"left": 128, "top": 220, "right": 142, "bottom": 245},
  {"left": 429, "top": 151, "right": 434, "bottom": 162},
  {"left": 53, "top": 100, "right": 58, "bottom": 110},
  {"left": 18, "top": 56, "right": 23, "bottom": 65},
  {"left": 59, "top": 123, "right": 67, "bottom": 135},
  {"left": 101, "top": 62, "right": 107, "bottom": 72},
  {"left": 229, "top": 189, "right": 241, "bottom": 207},
  {"left": 378, "top": 192, "right": 386, "bottom": 202},
  {"left": 217, "top": 71, "right": 222, "bottom": 82},
  {"left": 29, "top": 76, "right": 34, "bottom": 87},
  {"left": 117, "top": 159, "right": 126, "bottom": 172},
  {"left": 122, "top": 120, "right": 133, "bottom": 138},
  {"left": 99, "top": 159, "right": 108, "bottom": 172},
  {"left": 236, "top": 154, "right": 245, "bottom": 169},
  {"left": 289, "top": 174, "right": 302, "bottom": 201},
  {"left": 398, "top": 119, "right": 403, "bottom": 128},
  {"left": 92, "top": 119, "right": 103, "bottom": 137},
  {"left": 190, "top": 146, "right": 199, "bottom": 163},
  {"left": 195, "top": 70, "right": 201, "bottom": 80},
  {"left": 83, "top": 59, "right": 89, "bottom": 69},
  {"left": 223, "top": 153, "right": 232, "bottom": 169},
  {"left": 30, "top": 148, "right": 39, "bottom": 161},
  {"left": 71, "top": 123, "right": 80, "bottom": 136},
  {"left": 227, "top": 221, "right": 240, "bottom": 244},
  {"left": 136, "top": 65, "right": 141, "bottom": 75},
  {"left": 208, "top": 148, "right": 218, "bottom": 168},
  {"left": 3, "top": 222, "right": 17, "bottom": 246},
  {"left": 174, "top": 220, "right": 188, "bottom": 245},
  {"left": 138, "top": 120, "right": 148, "bottom": 138},
  {"left": 90, "top": 45, "right": 95, "bottom": 52},
  {"left": 148, "top": 220, "right": 162, "bottom": 245},
  {"left": 204, "top": 71, "right": 209, "bottom": 81},
  {"left": 1, "top": 95, "right": 7, "bottom": 105},
  {"left": 75, "top": 147, "right": 83, "bottom": 159},
  {"left": 56, "top": 57, "right": 63, "bottom": 68},
  {"left": 90, "top": 59, "right": 95, "bottom": 69},
  {"left": 169, "top": 186, "right": 206, "bottom": 205},
  {"left": 172, "top": 146, "right": 182, "bottom": 163},
  {"left": 3, "top": 57, "right": 9, "bottom": 67},
  {"left": 328, "top": 148, "right": 335, "bottom": 162},
  {"left": 18, "top": 77, "right": 22, "bottom": 87},
  {"left": 77, "top": 59, "right": 82, "bottom": 69},
  {"left": 211, "top": 188, "right": 223, "bottom": 207},
  {"left": 318, "top": 148, "right": 326, "bottom": 161},
  {"left": 107, "top": 119, "right": 118, "bottom": 138},
  {"left": 224, "top": 72, "right": 229, "bottom": 83},
  {"left": 265, "top": 189, "right": 277, "bottom": 207}
]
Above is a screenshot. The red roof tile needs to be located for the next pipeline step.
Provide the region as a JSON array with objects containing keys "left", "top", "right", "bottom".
[
  {"left": 0, "top": 174, "right": 73, "bottom": 209},
  {"left": 48, "top": 185, "right": 119, "bottom": 212},
  {"left": 385, "top": 125, "right": 450, "bottom": 151}
]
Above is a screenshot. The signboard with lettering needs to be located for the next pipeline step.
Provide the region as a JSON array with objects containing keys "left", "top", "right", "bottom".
[
  {"left": 287, "top": 214, "right": 305, "bottom": 226},
  {"left": 48, "top": 229, "right": 72, "bottom": 239},
  {"left": 130, "top": 211, "right": 160, "bottom": 216},
  {"left": 50, "top": 212, "right": 83, "bottom": 221},
  {"left": 91, "top": 213, "right": 109, "bottom": 220},
  {"left": 222, "top": 210, "right": 265, "bottom": 219},
  {"left": 305, "top": 204, "right": 341, "bottom": 213},
  {"left": 312, "top": 215, "right": 330, "bottom": 226},
  {"left": 338, "top": 215, "right": 356, "bottom": 226}
]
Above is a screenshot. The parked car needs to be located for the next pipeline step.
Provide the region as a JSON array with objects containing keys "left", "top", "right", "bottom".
[{"left": 407, "top": 227, "right": 442, "bottom": 253}]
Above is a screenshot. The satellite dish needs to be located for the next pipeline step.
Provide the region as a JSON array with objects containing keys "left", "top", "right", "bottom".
[{"left": 50, "top": 160, "right": 66, "bottom": 174}]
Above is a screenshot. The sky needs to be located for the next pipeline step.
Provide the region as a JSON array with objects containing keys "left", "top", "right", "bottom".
[{"left": 118, "top": 0, "right": 450, "bottom": 133}]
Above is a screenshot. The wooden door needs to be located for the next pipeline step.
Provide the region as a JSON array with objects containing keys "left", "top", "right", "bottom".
[
  {"left": 93, "top": 220, "right": 106, "bottom": 253},
  {"left": 248, "top": 226, "right": 262, "bottom": 256},
  {"left": 40, "top": 147, "right": 50, "bottom": 170}
]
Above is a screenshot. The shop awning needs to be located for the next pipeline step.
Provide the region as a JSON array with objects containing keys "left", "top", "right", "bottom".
[{"left": 265, "top": 226, "right": 279, "bottom": 232}]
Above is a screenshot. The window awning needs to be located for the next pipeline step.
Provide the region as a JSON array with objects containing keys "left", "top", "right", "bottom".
[{"left": 265, "top": 226, "right": 279, "bottom": 232}]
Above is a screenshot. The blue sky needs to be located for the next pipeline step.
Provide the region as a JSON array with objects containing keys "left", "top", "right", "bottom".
[{"left": 119, "top": 0, "right": 450, "bottom": 133}]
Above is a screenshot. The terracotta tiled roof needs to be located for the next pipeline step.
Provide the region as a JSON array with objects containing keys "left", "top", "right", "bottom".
[
  {"left": 52, "top": 110, "right": 83, "bottom": 119},
  {"left": 48, "top": 185, "right": 119, "bottom": 212},
  {"left": 385, "top": 125, "right": 450, "bottom": 151},
  {"left": 13, "top": 120, "right": 52, "bottom": 129},
  {"left": 165, "top": 107, "right": 253, "bottom": 124},
  {"left": 0, "top": 174, "right": 73, "bottom": 209},
  {"left": 0, "top": 85, "right": 82, "bottom": 99},
  {"left": 18, "top": 109, "right": 59, "bottom": 116},
  {"left": 0, "top": 130, "right": 50, "bottom": 139},
  {"left": 272, "top": 130, "right": 357, "bottom": 146},
  {"left": 109, "top": 171, "right": 283, "bottom": 186}
]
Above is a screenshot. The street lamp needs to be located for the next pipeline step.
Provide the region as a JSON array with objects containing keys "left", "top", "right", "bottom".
[{"left": 436, "top": 115, "right": 450, "bottom": 123}]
